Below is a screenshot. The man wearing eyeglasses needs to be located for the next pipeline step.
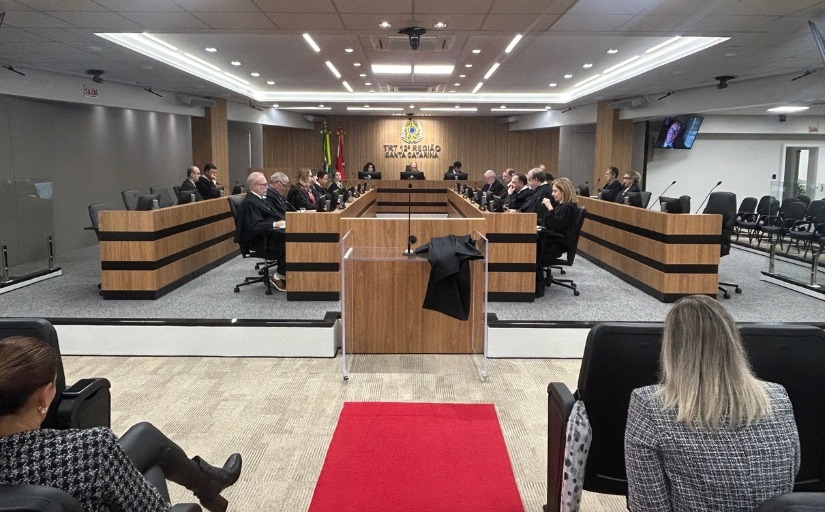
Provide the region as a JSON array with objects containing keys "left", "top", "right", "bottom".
[{"left": 236, "top": 172, "right": 287, "bottom": 292}]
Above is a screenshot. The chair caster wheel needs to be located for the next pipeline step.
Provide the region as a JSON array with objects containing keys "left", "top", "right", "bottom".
[
  {"left": 735, "top": 287, "right": 742, "bottom": 294},
  {"left": 234, "top": 287, "right": 240, "bottom": 293},
  {"left": 265, "top": 289, "right": 272, "bottom": 295},
  {"left": 723, "top": 292, "right": 730, "bottom": 299},
  {"left": 573, "top": 290, "right": 580, "bottom": 296},
  {"left": 560, "top": 269, "right": 566, "bottom": 275}
]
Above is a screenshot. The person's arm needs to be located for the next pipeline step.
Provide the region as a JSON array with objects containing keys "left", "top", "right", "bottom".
[
  {"left": 93, "top": 429, "right": 171, "bottom": 512},
  {"left": 625, "top": 390, "right": 671, "bottom": 512}
]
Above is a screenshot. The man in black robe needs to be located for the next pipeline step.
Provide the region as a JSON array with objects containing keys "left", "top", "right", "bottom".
[{"left": 236, "top": 172, "right": 287, "bottom": 291}]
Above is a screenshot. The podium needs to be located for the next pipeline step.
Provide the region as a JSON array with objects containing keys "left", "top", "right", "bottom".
[{"left": 340, "top": 226, "right": 488, "bottom": 381}]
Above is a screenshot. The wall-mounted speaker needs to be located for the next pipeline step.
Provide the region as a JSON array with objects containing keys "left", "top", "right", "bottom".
[
  {"left": 609, "top": 96, "right": 649, "bottom": 109},
  {"left": 303, "top": 114, "right": 327, "bottom": 123},
  {"left": 177, "top": 94, "right": 216, "bottom": 108}
]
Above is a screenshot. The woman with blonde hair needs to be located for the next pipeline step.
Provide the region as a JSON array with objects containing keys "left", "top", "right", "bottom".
[
  {"left": 287, "top": 167, "right": 316, "bottom": 210},
  {"left": 625, "top": 295, "right": 799, "bottom": 511},
  {"left": 537, "top": 177, "right": 579, "bottom": 260}
]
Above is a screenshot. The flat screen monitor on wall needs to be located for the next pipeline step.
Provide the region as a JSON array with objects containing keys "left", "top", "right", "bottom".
[{"left": 653, "top": 115, "right": 703, "bottom": 149}]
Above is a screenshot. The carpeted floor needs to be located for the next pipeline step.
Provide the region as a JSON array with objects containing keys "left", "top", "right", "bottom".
[{"left": 62, "top": 354, "right": 626, "bottom": 512}]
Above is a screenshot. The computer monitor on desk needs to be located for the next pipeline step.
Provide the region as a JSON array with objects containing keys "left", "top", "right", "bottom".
[
  {"left": 400, "top": 171, "right": 425, "bottom": 180},
  {"left": 444, "top": 171, "right": 468, "bottom": 180},
  {"left": 136, "top": 193, "right": 161, "bottom": 211},
  {"left": 358, "top": 171, "right": 382, "bottom": 180},
  {"left": 659, "top": 195, "right": 690, "bottom": 213}
]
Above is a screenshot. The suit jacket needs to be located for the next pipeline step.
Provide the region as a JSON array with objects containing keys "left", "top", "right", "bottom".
[
  {"left": 482, "top": 179, "right": 505, "bottom": 197},
  {"left": 235, "top": 193, "right": 285, "bottom": 255},
  {"left": 328, "top": 181, "right": 342, "bottom": 194},
  {"left": 600, "top": 179, "right": 623, "bottom": 201},
  {"left": 625, "top": 383, "right": 799, "bottom": 512},
  {"left": 614, "top": 183, "right": 641, "bottom": 204},
  {"left": 179, "top": 179, "right": 203, "bottom": 202},
  {"left": 312, "top": 183, "right": 328, "bottom": 203},
  {"left": 265, "top": 187, "right": 289, "bottom": 219},
  {"left": 196, "top": 176, "right": 221, "bottom": 199},
  {"left": 414, "top": 235, "right": 484, "bottom": 321},
  {"left": 505, "top": 187, "right": 534, "bottom": 210}
]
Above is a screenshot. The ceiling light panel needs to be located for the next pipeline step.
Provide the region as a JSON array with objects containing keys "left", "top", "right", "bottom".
[
  {"left": 413, "top": 65, "right": 455, "bottom": 75},
  {"left": 371, "top": 64, "right": 412, "bottom": 74}
]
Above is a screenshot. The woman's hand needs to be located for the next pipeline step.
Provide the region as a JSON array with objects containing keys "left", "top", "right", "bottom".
[{"left": 543, "top": 197, "right": 554, "bottom": 211}]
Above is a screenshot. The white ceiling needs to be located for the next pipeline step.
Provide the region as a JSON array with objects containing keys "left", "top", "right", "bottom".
[{"left": 1, "top": 0, "right": 824, "bottom": 116}]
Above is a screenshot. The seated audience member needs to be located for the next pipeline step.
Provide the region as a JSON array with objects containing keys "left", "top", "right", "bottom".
[
  {"left": 504, "top": 173, "right": 533, "bottom": 210},
  {"left": 614, "top": 170, "right": 642, "bottom": 204},
  {"left": 0, "top": 336, "right": 243, "bottom": 512},
  {"left": 180, "top": 166, "right": 204, "bottom": 201},
  {"left": 287, "top": 168, "right": 316, "bottom": 211},
  {"left": 266, "top": 171, "right": 291, "bottom": 217},
  {"left": 237, "top": 172, "right": 287, "bottom": 291},
  {"left": 537, "top": 177, "right": 579, "bottom": 261},
  {"left": 481, "top": 170, "right": 505, "bottom": 197},
  {"left": 600, "top": 166, "right": 623, "bottom": 201},
  {"left": 196, "top": 163, "right": 222, "bottom": 199},
  {"left": 515, "top": 168, "right": 554, "bottom": 220},
  {"left": 328, "top": 170, "right": 343, "bottom": 193},
  {"left": 625, "top": 295, "right": 799, "bottom": 512},
  {"left": 363, "top": 162, "right": 377, "bottom": 174}
]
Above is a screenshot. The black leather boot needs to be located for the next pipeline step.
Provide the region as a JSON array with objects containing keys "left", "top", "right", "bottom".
[{"left": 190, "top": 453, "right": 242, "bottom": 512}]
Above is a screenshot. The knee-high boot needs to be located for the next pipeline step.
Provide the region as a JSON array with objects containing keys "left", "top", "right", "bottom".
[{"left": 160, "top": 450, "right": 243, "bottom": 512}]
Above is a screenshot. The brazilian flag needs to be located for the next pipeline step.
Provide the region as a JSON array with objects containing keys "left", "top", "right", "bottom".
[{"left": 322, "top": 126, "right": 332, "bottom": 176}]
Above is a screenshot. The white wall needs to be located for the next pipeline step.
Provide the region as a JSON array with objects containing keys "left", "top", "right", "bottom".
[{"left": 558, "top": 125, "right": 596, "bottom": 186}]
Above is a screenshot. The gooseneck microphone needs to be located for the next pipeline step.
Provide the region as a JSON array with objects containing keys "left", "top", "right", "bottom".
[
  {"left": 403, "top": 183, "right": 417, "bottom": 256},
  {"left": 695, "top": 180, "right": 723, "bottom": 213},
  {"left": 648, "top": 180, "right": 677, "bottom": 209}
]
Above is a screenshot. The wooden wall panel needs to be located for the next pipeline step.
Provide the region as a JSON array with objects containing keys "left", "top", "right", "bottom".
[
  {"left": 191, "top": 98, "right": 229, "bottom": 187},
  {"left": 593, "top": 100, "right": 633, "bottom": 185},
  {"left": 262, "top": 117, "right": 560, "bottom": 181}
]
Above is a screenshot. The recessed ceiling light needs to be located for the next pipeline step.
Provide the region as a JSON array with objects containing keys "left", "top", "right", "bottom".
[
  {"left": 500, "top": 105, "right": 506, "bottom": 109},
  {"left": 414, "top": 65, "right": 454, "bottom": 74},
  {"left": 724, "top": 52, "right": 739, "bottom": 57},
  {"left": 459, "top": 74, "right": 466, "bottom": 78},
  {"left": 582, "top": 63, "right": 593, "bottom": 68},
  {"left": 250, "top": 72, "right": 260, "bottom": 77},
  {"left": 606, "top": 49, "right": 618, "bottom": 54},
  {"left": 266, "top": 80, "right": 275, "bottom": 85},
  {"left": 505, "top": 34, "right": 523, "bottom": 53},
  {"left": 483, "top": 62, "right": 500, "bottom": 80},
  {"left": 379, "top": 21, "right": 391, "bottom": 28},
  {"left": 767, "top": 106, "right": 809, "bottom": 113},
  {"left": 409, "top": 105, "right": 415, "bottom": 108},
  {"left": 87, "top": 45, "right": 102, "bottom": 51},
  {"left": 365, "top": 82, "right": 372, "bottom": 85},
  {"left": 472, "top": 49, "right": 481, "bottom": 54},
  {"left": 453, "top": 82, "right": 460, "bottom": 86},
  {"left": 465, "top": 64, "right": 473, "bottom": 68},
  {"left": 205, "top": 47, "right": 217, "bottom": 52},
  {"left": 319, "top": 104, "right": 324, "bottom": 107},
  {"left": 449, "top": 90, "right": 456, "bottom": 93},
  {"left": 342, "top": 81, "right": 353, "bottom": 93},
  {"left": 345, "top": 48, "right": 354, "bottom": 53},
  {"left": 549, "top": 83, "right": 558, "bottom": 87},
  {"left": 434, "top": 22, "right": 446, "bottom": 28},
  {"left": 325, "top": 61, "right": 341, "bottom": 78},
  {"left": 231, "top": 61, "right": 241, "bottom": 66},
  {"left": 272, "top": 104, "right": 278, "bottom": 107},
  {"left": 353, "top": 62, "right": 361, "bottom": 67},
  {"left": 546, "top": 106, "right": 551, "bottom": 109},
  {"left": 364, "top": 104, "right": 369, "bottom": 107},
  {"left": 564, "top": 74, "right": 573, "bottom": 79},
  {"left": 359, "top": 73, "right": 367, "bottom": 77},
  {"left": 302, "top": 34, "right": 321, "bottom": 53}
]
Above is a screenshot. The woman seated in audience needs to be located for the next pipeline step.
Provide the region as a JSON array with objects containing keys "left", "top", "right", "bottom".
[
  {"left": 0, "top": 336, "right": 243, "bottom": 512},
  {"left": 287, "top": 168, "right": 317, "bottom": 210},
  {"left": 625, "top": 295, "right": 799, "bottom": 512},
  {"left": 614, "top": 170, "right": 641, "bottom": 204},
  {"left": 328, "top": 170, "right": 343, "bottom": 193},
  {"left": 537, "top": 177, "right": 579, "bottom": 260}
]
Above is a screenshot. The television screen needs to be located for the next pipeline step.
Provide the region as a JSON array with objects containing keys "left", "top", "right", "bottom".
[
  {"left": 653, "top": 115, "right": 703, "bottom": 149},
  {"left": 444, "top": 172, "right": 468, "bottom": 180}
]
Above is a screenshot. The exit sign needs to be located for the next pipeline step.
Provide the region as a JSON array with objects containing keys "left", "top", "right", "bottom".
[{"left": 84, "top": 84, "right": 98, "bottom": 98}]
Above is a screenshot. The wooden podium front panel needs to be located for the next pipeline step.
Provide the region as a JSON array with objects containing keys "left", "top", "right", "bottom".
[{"left": 577, "top": 196, "right": 721, "bottom": 302}]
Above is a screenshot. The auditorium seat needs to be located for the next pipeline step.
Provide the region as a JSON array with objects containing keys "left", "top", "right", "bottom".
[
  {"left": 703, "top": 191, "right": 741, "bottom": 298},
  {"left": 544, "top": 322, "right": 825, "bottom": 512},
  {"left": 757, "top": 198, "right": 808, "bottom": 249},
  {"left": 121, "top": 189, "right": 139, "bottom": 211},
  {"left": 737, "top": 195, "right": 778, "bottom": 242}
]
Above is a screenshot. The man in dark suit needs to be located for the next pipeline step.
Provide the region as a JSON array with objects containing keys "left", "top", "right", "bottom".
[
  {"left": 481, "top": 170, "right": 505, "bottom": 197},
  {"left": 236, "top": 172, "right": 287, "bottom": 292},
  {"left": 499, "top": 168, "right": 515, "bottom": 198},
  {"left": 196, "top": 163, "right": 221, "bottom": 199},
  {"left": 600, "top": 166, "right": 623, "bottom": 201},
  {"left": 504, "top": 172, "right": 533, "bottom": 210},
  {"left": 180, "top": 166, "right": 203, "bottom": 202},
  {"left": 516, "top": 168, "right": 555, "bottom": 222}
]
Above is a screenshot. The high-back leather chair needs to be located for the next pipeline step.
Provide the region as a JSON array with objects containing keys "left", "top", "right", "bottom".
[
  {"left": 121, "top": 189, "right": 139, "bottom": 211},
  {"left": 704, "top": 191, "right": 742, "bottom": 298},
  {"left": 150, "top": 186, "right": 177, "bottom": 208},
  {"left": 227, "top": 195, "right": 272, "bottom": 295},
  {"left": 545, "top": 322, "right": 825, "bottom": 511},
  {"left": 538, "top": 206, "right": 586, "bottom": 296},
  {"left": 738, "top": 195, "right": 779, "bottom": 242}
]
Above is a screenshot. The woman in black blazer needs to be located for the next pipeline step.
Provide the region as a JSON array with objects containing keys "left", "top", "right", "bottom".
[
  {"left": 614, "top": 170, "right": 641, "bottom": 204},
  {"left": 538, "top": 177, "right": 579, "bottom": 261}
]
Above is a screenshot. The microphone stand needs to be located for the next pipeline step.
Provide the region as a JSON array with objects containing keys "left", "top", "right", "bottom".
[
  {"left": 648, "top": 180, "right": 677, "bottom": 209},
  {"left": 695, "top": 181, "right": 723, "bottom": 213},
  {"left": 403, "top": 183, "right": 417, "bottom": 256}
]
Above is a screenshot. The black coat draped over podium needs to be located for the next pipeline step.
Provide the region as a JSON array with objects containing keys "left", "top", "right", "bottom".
[{"left": 414, "top": 235, "right": 484, "bottom": 321}]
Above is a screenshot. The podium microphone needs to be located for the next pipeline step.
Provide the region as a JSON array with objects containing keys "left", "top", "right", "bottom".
[
  {"left": 695, "top": 180, "right": 722, "bottom": 213},
  {"left": 403, "top": 183, "right": 417, "bottom": 256},
  {"left": 648, "top": 180, "right": 677, "bottom": 209}
]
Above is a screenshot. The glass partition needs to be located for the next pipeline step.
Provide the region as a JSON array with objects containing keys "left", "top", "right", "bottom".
[
  {"left": 0, "top": 178, "right": 60, "bottom": 291},
  {"left": 340, "top": 228, "right": 489, "bottom": 381}
]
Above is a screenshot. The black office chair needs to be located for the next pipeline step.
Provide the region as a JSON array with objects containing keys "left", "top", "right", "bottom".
[
  {"left": 733, "top": 196, "right": 758, "bottom": 240},
  {"left": 121, "top": 189, "right": 139, "bottom": 211},
  {"left": 150, "top": 186, "right": 177, "bottom": 208},
  {"left": 638, "top": 191, "right": 652, "bottom": 209},
  {"left": 755, "top": 492, "right": 825, "bottom": 511},
  {"left": 86, "top": 203, "right": 110, "bottom": 234},
  {"left": 738, "top": 195, "right": 779, "bottom": 243},
  {"left": 757, "top": 198, "right": 808, "bottom": 250},
  {"left": 538, "top": 206, "right": 587, "bottom": 296},
  {"left": 703, "top": 191, "right": 742, "bottom": 298},
  {"left": 173, "top": 185, "right": 183, "bottom": 203},
  {"left": 787, "top": 205, "right": 825, "bottom": 258},
  {"left": 227, "top": 195, "right": 273, "bottom": 295},
  {"left": 544, "top": 323, "right": 825, "bottom": 512}
]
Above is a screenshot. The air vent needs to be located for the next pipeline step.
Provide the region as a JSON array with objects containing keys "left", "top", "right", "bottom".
[
  {"left": 371, "top": 35, "right": 454, "bottom": 52},
  {"left": 377, "top": 83, "right": 449, "bottom": 93}
]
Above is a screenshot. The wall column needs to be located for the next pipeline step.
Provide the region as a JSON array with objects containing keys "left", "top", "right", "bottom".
[
  {"left": 191, "top": 98, "right": 229, "bottom": 188},
  {"left": 593, "top": 100, "right": 633, "bottom": 185}
]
